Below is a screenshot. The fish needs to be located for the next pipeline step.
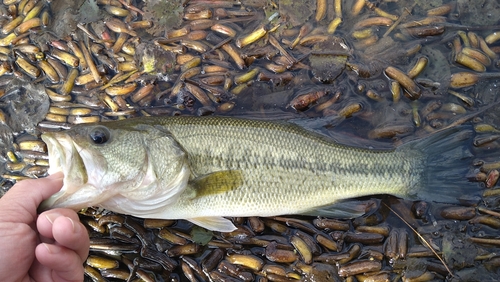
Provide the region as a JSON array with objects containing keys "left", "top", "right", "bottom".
[{"left": 39, "top": 116, "right": 478, "bottom": 232}]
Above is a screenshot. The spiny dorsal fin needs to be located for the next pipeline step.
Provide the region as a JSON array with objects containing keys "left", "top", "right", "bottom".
[{"left": 192, "top": 170, "right": 243, "bottom": 197}]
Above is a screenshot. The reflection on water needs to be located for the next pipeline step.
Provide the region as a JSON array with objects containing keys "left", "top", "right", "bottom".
[{"left": 0, "top": 0, "right": 499, "bottom": 280}]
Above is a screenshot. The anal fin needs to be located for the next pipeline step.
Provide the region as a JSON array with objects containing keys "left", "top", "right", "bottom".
[
  {"left": 188, "top": 216, "right": 237, "bottom": 232},
  {"left": 301, "top": 199, "right": 380, "bottom": 219}
]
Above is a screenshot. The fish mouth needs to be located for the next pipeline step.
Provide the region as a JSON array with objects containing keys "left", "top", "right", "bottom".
[
  {"left": 41, "top": 132, "right": 74, "bottom": 177},
  {"left": 40, "top": 132, "right": 96, "bottom": 211}
]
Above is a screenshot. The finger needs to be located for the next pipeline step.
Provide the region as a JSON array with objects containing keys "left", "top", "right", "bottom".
[
  {"left": 37, "top": 208, "right": 81, "bottom": 239},
  {"left": 35, "top": 243, "right": 85, "bottom": 282},
  {"left": 9, "top": 172, "right": 64, "bottom": 203},
  {"left": 0, "top": 172, "right": 64, "bottom": 224},
  {"left": 53, "top": 215, "right": 89, "bottom": 261},
  {"left": 37, "top": 209, "right": 89, "bottom": 261}
]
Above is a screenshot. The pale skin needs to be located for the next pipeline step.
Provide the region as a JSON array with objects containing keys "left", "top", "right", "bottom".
[{"left": 0, "top": 172, "right": 89, "bottom": 282}]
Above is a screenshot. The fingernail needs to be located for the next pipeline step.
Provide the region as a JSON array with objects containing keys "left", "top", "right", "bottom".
[
  {"left": 65, "top": 217, "right": 78, "bottom": 233},
  {"left": 45, "top": 213, "right": 58, "bottom": 224},
  {"left": 42, "top": 243, "right": 58, "bottom": 254}
]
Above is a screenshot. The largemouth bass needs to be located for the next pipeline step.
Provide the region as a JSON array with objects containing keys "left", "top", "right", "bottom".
[{"left": 40, "top": 116, "right": 477, "bottom": 231}]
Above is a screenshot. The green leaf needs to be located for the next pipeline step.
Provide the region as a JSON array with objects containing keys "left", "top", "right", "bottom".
[{"left": 190, "top": 225, "right": 213, "bottom": 245}]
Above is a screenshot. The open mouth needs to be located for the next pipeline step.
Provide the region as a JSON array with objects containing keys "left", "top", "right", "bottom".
[
  {"left": 39, "top": 132, "right": 91, "bottom": 211},
  {"left": 41, "top": 132, "right": 68, "bottom": 176},
  {"left": 41, "top": 132, "right": 89, "bottom": 183}
]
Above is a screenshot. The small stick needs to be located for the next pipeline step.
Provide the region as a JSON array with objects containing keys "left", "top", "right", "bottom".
[{"left": 383, "top": 202, "right": 454, "bottom": 277}]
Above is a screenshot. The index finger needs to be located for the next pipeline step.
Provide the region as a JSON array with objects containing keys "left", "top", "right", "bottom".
[{"left": 0, "top": 172, "right": 64, "bottom": 224}]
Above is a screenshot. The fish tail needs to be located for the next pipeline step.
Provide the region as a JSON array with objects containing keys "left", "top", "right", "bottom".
[{"left": 398, "top": 127, "right": 481, "bottom": 204}]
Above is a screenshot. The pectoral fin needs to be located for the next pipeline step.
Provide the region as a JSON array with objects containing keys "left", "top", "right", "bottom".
[
  {"left": 188, "top": 216, "right": 237, "bottom": 232},
  {"left": 301, "top": 199, "right": 380, "bottom": 218},
  {"left": 192, "top": 170, "right": 243, "bottom": 197}
]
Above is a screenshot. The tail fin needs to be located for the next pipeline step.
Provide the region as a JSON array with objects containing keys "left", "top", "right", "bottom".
[{"left": 398, "top": 127, "right": 481, "bottom": 205}]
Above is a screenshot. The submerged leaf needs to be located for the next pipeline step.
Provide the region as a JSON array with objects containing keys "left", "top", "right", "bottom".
[
  {"left": 279, "top": 0, "right": 313, "bottom": 27},
  {"left": 415, "top": 0, "right": 443, "bottom": 11},
  {"left": 418, "top": 46, "right": 451, "bottom": 96},
  {"left": 457, "top": 0, "right": 500, "bottom": 26},
  {"left": 442, "top": 232, "right": 477, "bottom": 269},
  {"left": 143, "top": 0, "right": 184, "bottom": 36},
  {"left": 3, "top": 78, "right": 49, "bottom": 134},
  {"left": 190, "top": 225, "right": 213, "bottom": 245},
  {"left": 77, "top": 0, "right": 103, "bottom": 24},
  {"left": 135, "top": 43, "right": 176, "bottom": 75},
  {"left": 48, "top": 0, "right": 86, "bottom": 37},
  {"left": 309, "top": 37, "right": 349, "bottom": 83}
]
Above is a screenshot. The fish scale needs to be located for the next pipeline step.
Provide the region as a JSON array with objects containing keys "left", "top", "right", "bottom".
[
  {"left": 153, "top": 117, "right": 423, "bottom": 217},
  {"left": 40, "top": 116, "right": 476, "bottom": 232}
]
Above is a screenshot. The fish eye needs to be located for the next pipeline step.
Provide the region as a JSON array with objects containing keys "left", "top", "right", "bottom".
[{"left": 89, "top": 126, "right": 111, "bottom": 145}]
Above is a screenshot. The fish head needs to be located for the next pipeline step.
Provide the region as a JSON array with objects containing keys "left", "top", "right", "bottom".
[{"left": 40, "top": 121, "right": 191, "bottom": 216}]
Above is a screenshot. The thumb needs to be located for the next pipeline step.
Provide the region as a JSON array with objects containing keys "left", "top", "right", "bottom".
[{"left": 0, "top": 172, "right": 64, "bottom": 224}]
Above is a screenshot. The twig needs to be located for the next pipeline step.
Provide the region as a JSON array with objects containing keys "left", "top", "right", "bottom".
[{"left": 383, "top": 202, "right": 454, "bottom": 277}]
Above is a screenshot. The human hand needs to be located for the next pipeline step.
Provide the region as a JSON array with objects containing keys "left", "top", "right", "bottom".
[{"left": 0, "top": 172, "right": 89, "bottom": 282}]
